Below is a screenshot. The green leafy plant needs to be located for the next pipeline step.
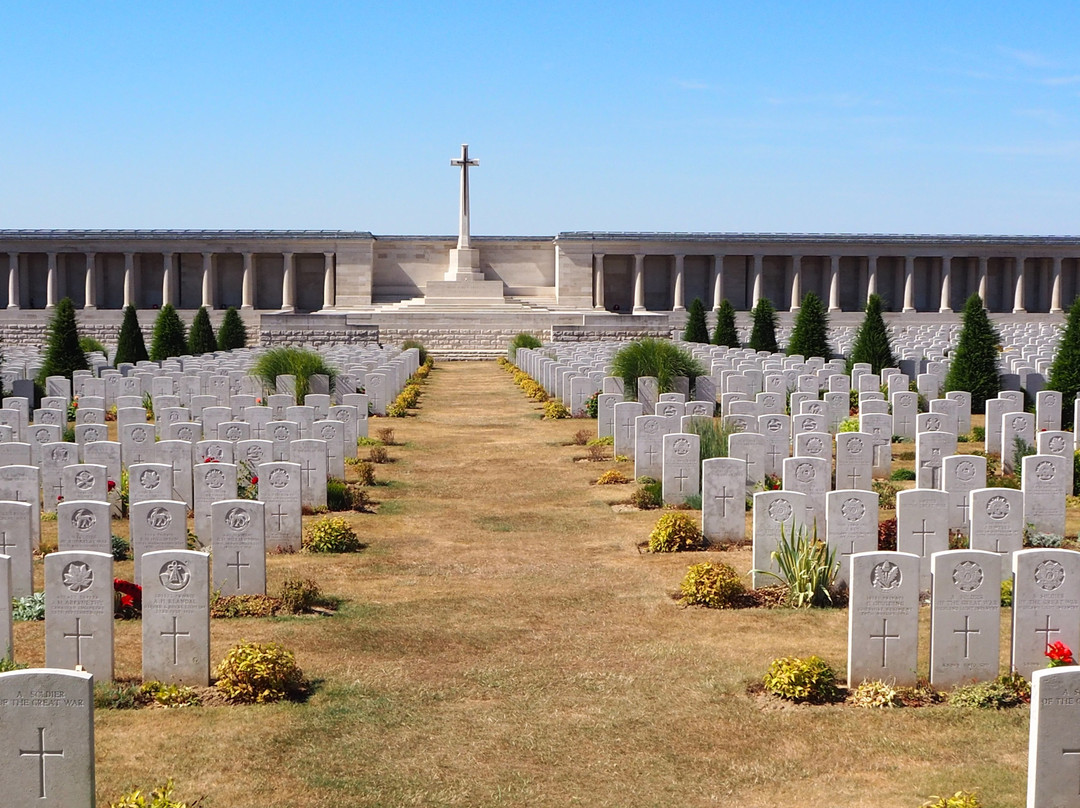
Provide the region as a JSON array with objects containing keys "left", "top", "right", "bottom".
[
  {"left": 508, "top": 332, "right": 542, "bottom": 362},
  {"left": 79, "top": 336, "right": 107, "bottom": 356},
  {"left": 890, "top": 469, "right": 916, "bottom": 481},
  {"left": 210, "top": 594, "right": 282, "bottom": 618},
  {"left": 1000, "top": 579, "right": 1013, "bottom": 607},
  {"left": 303, "top": 516, "right": 362, "bottom": 553},
  {"left": 943, "top": 294, "right": 1001, "bottom": 414},
  {"left": 110, "top": 779, "right": 204, "bottom": 808},
  {"left": 214, "top": 640, "right": 308, "bottom": 704},
  {"left": 754, "top": 521, "right": 838, "bottom": 608},
  {"left": 94, "top": 680, "right": 145, "bottom": 710},
  {"left": 647, "top": 511, "right": 706, "bottom": 552},
  {"left": 279, "top": 577, "right": 338, "bottom": 614},
  {"left": 353, "top": 459, "right": 376, "bottom": 486},
  {"left": 326, "top": 479, "right": 375, "bottom": 513},
  {"left": 216, "top": 306, "right": 249, "bottom": 351},
  {"left": 401, "top": 339, "right": 428, "bottom": 365},
  {"left": 250, "top": 347, "right": 338, "bottom": 404},
  {"left": 872, "top": 480, "right": 900, "bottom": 509},
  {"left": 679, "top": 561, "right": 745, "bottom": 608},
  {"left": 920, "top": 792, "right": 982, "bottom": 808},
  {"left": 711, "top": 299, "right": 740, "bottom": 347},
  {"left": 543, "top": 400, "right": 571, "bottom": 419},
  {"left": 682, "top": 297, "right": 709, "bottom": 343},
  {"left": 149, "top": 304, "right": 188, "bottom": 362},
  {"left": 610, "top": 338, "right": 705, "bottom": 397},
  {"left": 139, "top": 681, "right": 202, "bottom": 708},
  {"left": 36, "top": 297, "right": 89, "bottom": 387},
  {"left": 630, "top": 478, "right": 663, "bottom": 509},
  {"left": 111, "top": 534, "right": 132, "bottom": 561},
  {"left": 762, "top": 655, "right": 841, "bottom": 703},
  {"left": 837, "top": 416, "right": 860, "bottom": 432},
  {"left": 114, "top": 305, "right": 149, "bottom": 365},
  {"left": 687, "top": 417, "right": 737, "bottom": 461},
  {"left": 0, "top": 656, "right": 27, "bottom": 672},
  {"left": 12, "top": 592, "right": 45, "bottom": 621},
  {"left": 786, "top": 291, "right": 831, "bottom": 359},
  {"left": 947, "top": 673, "right": 1030, "bottom": 708}
]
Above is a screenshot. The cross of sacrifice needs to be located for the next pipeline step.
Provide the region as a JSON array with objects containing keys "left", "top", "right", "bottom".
[{"left": 450, "top": 144, "right": 479, "bottom": 250}]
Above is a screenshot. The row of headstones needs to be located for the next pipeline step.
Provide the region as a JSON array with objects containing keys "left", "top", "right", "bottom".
[{"left": 0, "top": 497, "right": 281, "bottom": 685}]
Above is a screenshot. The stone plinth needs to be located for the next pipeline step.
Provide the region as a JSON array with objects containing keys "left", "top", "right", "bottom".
[
  {"left": 445, "top": 248, "right": 482, "bottom": 281},
  {"left": 424, "top": 279, "right": 506, "bottom": 306}
]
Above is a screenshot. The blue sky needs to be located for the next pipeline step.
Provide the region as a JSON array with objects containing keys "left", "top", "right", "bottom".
[{"left": 1, "top": 2, "right": 1079, "bottom": 235}]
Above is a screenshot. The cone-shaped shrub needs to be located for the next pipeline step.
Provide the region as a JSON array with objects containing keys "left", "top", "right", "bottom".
[
  {"left": 944, "top": 294, "right": 1001, "bottom": 414},
  {"left": 36, "top": 297, "right": 88, "bottom": 386},
  {"left": 786, "top": 291, "right": 831, "bottom": 359},
  {"left": 610, "top": 338, "right": 705, "bottom": 396},
  {"left": 682, "top": 298, "right": 709, "bottom": 343},
  {"left": 846, "top": 294, "right": 895, "bottom": 374},
  {"left": 747, "top": 298, "right": 779, "bottom": 354},
  {"left": 188, "top": 306, "right": 217, "bottom": 355},
  {"left": 711, "top": 299, "right": 740, "bottom": 347},
  {"left": 149, "top": 304, "right": 188, "bottom": 362},
  {"left": 113, "top": 305, "right": 149, "bottom": 366},
  {"left": 217, "top": 306, "right": 248, "bottom": 351},
  {"left": 1048, "top": 298, "right": 1080, "bottom": 428}
]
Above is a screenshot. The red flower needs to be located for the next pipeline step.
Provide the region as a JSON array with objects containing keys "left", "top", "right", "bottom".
[
  {"left": 107, "top": 479, "right": 116, "bottom": 491},
  {"left": 250, "top": 476, "right": 259, "bottom": 484},
  {"left": 56, "top": 495, "right": 63, "bottom": 502},
  {"left": 1047, "top": 641, "right": 1075, "bottom": 667},
  {"left": 120, "top": 594, "right": 134, "bottom": 608},
  {"left": 113, "top": 578, "right": 143, "bottom": 610},
  {"left": 204, "top": 457, "right": 219, "bottom": 463}
]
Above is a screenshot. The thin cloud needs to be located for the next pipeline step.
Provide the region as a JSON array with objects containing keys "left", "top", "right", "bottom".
[
  {"left": 999, "top": 46, "right": 1058, "bottom": 70},
  {"left": 1040, "top": 75, "right": 1080, "bottom": 86},
  {"left": 1015, "top": 108, "right": 1066, "bottom": 125}
]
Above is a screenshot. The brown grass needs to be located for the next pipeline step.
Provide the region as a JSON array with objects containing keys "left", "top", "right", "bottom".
[{"left": 20, "top": 366, "right": 1037, "bottom": 806}]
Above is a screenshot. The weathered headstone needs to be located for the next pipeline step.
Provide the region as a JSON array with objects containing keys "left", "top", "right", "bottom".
[
  {"left": 0, "top": 501, "right": 33, "bottom": 597},
  {"left": 1012, "top": 548, "right": 1080, "bottom": 678},
  {"left": 752, "top": 490, "right": 807, "bottom": 588},
  {"left": 258, "top": 462, "right": 303, "bottom": 552},
  {"left": 1026, "top": 667, "right": 1080, "bottom": 807},
  {"left": 193, "top": 462, "right": 237, "bottom": 545},
  {"left": 929, "top": 549, "right": 1002, "bottom": 689},
  {"left": 142, "top": 549, "right": 210, "bottom": 686},
  {"left": 847, "top": 551, "right": 921, "bottom": 687},
  {"left": 1023, "top": 454, "right": 1069, "bottom": 538},
  {"left": 825, "top": 489, "right": 879, "bottom": 585},
  {"left": 129, "top": 500, "right": 189, "bottom": 584},
  {"left": 210, "top": 499, "right": 266, "bottom": 596},
  {"left": 661, "top": 433, "right": 699, "bottom": 505},
  {"left": 56, "top": 501, "right": 110, "bottom": 554},
  {"left": 896, "top": 488, "right": 949, "bottom": 590},
  {"left": 701, "top": 458, "right": 746, "bottom": 544},
  {"left": 44, "top": 550, "right": 114, "bottom": 681}
]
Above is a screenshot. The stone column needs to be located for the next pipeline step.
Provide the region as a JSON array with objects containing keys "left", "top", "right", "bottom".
[
  {"left": 45, "top": 252, "right": 57, "bottom": 309},
  {"left": 241, "top": 252, "right": 255, "bottom": 310},
  {"left": 902, "top": 255, "right": 916, "bottom": 312},
  {"left": 84, "top": 253, "right": 97, "bottom": 310},
  {"left": 322, "top": 251, "right": 335, "bottom": 310},
  {"left": 672, "top": 254, "right": 685, "bottom": 311},
  {"left": 162, "top": 252, "right": 175, "bottom": 307},
  {"left": 751, "top": 254, "right": 763, "bottom": 308},
  {"left": 1013, "top": 256, "right": 1026, "bottom": 313},
  {"left": 711, "top": 254, "right": 725, "bottom": 310},
  {"left": 866, "top": 255, "right": 878, "bottom": 300},
  {"left": 789, "top": 255, "right": 802, "bottom": 311},
  {"left": 123, "top": 252, "right": 136, "bottom": 308},
  {"left": 939, "top": 256, "right": 952, "bottom": 313},
  {"left": 282, "top": 252, "right": 295, "bottom": 312},
  {"left": 201, "top": 252, "right": 215, "bottom": 309},
  {"left": 1039, "top": 258, "right": 1051, "bottom": 313},
  {"left": 977, "top": 256, "right": 988, "bottom": 307},
  {"left": 593, "top": 253, "right": 605, "bottom": 310},
  {"left": 632, "top": 254, "right": 645, "bottom": 312},
  {"left": 828, "top": 254, "right": 841, "bottom": 312},
  {"left": 6, "top": 253, "right": 18, "bottom": 309},
  {"left": 1051, "top": 256, "right": 1064, "bottom": 313}
]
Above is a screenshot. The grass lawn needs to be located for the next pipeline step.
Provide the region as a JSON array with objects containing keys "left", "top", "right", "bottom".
[{"left": 16, "top": 362, "right": 1036, "bottom": 807}]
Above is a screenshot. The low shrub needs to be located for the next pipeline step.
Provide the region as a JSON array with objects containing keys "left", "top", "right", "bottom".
[
  {"left": 571, "top": 429, "right": 590, "bottom": 446},
  {"left": 872, "top": 480, "right": 900, "bottom": 509},
  {"left": 401, "top": 339, "right": 427, "bottom": 365},
  {"left": 837, "top": 416, "right": 860, "bottom": 432},
  {"left": 878, "top": 518, "right": 897, "bottom": 551},
  {"left": 1001, "top": 579, "right": 1013, "bottom": 607},
  {"left": 211, "top": 594, "right": 282, "bottom": 618},
  {"left": 889, "top": 468, "right": 916, "bottom": 481},
  {"left": 587, "top": 435, "right": 614, "bottom": 446},
  {"left": 508, "top": 332, "right": 542, "bottom": 362},
  {"left": 375, "top": 427, "right": 396, "bottom": 444},
  {"left": 631, "top": 478, "right": 663, "bottom": 509},
  {"left": 0, "top": 657, "right": 28, "bottom": 672},
  {"left": 586, "top": 444, "right": 608, "bottom": 461},
  {"left": 595, "top": 470, "right": 632, "bottom": 485},
  {"left": 584, "top": 391, "right": 599, "bottom": 418},
  {"left": 920, "top": 792, "right": 982, "bottom": 808},
  {"left": 647, "top": 512, "right": 706, "bottom": 552},
  {"left": 12, "top": 592, "right": 46, "bottom": 621},
  {"left": 327, "top": 478, "right": 371, "bottom": 512},
  {"left": 139, "top": 681, "right": 202, "bottom": 708},
  {"left": 215, "top": 640, "right": 308, "bottom": 704},
  {"left": 303, "top": 516, "right": 362, "bottom": 553},
  {"left": 543, "top": 400, "right": 571, "bottom": 419},
  {"left": 679, "top": 562, "right": 745, "bottom": 608},
  {"left": 94, "top": 680, "right": 145, "bottom": 710},
  {"left": 762, "top": 655, "right": 841, "bottom": 704},
  {"left": 849, "top": 679, "right": 903, "bottom": 708},
  {"left": 109, "top": 779, "right": 202, "bottom": 808},
  {"left": 353, "top": 459, "right": 376, "bottom": 486},
  {"left": 971, "top": 425, "right": 986, "bottom": 441},
  {"left": 369, "top": 446, "right": 389, "bottom": 464},
  {"left": 112, "top": 534, "right": 132, "bottom": 561},
  {"left": 947, "top": 672, "right": 1030, "bottom": 709},
  {"left": 756, "top": 521, "right": 838, "bottom": 608},
  {"left": 279, "top": 577, "right": 338, "bottom": 614}
]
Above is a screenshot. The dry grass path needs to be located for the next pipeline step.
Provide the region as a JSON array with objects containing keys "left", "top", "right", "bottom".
[{"left": 81, "top": 362, "right": 1027, "bottom": 807}]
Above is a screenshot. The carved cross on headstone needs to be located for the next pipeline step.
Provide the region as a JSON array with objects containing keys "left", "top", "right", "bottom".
[
  {"left": 714, "top": 486, "right": 735, "bottom": 518},
  {"left": 269, "top": 504, "right": 287, "bottom": 532},
  {"left": 913, "top": 519, "right": 936, "bottom": 555},
  {"left": 1063, "top": 748, "right": 1080, "bottom": 795},
  {"left": 870, "top": 617, "right": 900, "bottom": 667},
  {"left": 63, "top": 617, "right": 94, "bottom": 667},
  {"left": 644, "top": 445, "right": 658, "bottom": 465},
  {"left": 0, "top": 530, "right": 16, "bottom": 556},
  {"left": 161, "top": 616, "right": 190, "bottom": 665},
  {"left": 956, "top": 497, "right": 970, "bottom": 529},
  {"left": 953, "top": 615, "right": 980, "bottom": 659},
  {"left": 300, "top": 460, "right": 319, "bottom": 487},
  {"left": 846, "top": 466, "right": 861, "bottom": 488},
  {"left": 20, "top": 726, "right": 64, "bottom": 800},
  {"left": 1035, "top": 614, "right": 1061, "bottom": 647},
  {"left": 226, "top": 551, "right": 250, "bottom": 589},
  {"left": 674, "top": 468, "right": 688, "bottom": 492}
]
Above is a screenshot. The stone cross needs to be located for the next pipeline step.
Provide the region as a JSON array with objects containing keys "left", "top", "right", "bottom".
[{"left": 450, "top": 143, "right": 479, "bottom": 249}]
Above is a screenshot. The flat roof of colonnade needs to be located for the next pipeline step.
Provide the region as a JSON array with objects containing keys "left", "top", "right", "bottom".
[{"left": 558, "top": 231, "right": 1080, "bottom": 246}]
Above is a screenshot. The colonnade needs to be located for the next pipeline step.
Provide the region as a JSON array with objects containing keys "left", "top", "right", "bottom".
[
  {"left": 1, "top": 249, "right": 337, "bottom": 311},
  {"left": 592, "top": 251, "right": 1076, "bottom": 315}
]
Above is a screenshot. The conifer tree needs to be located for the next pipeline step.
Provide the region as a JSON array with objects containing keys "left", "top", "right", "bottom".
[
  {"left": 149, "top": 304, "right": 188, "bottom": 362},
  {"left": 785, "top": 291, "right": 831, "bottom": 359},
  {"left": 681, "top": 298, "right": 709, "bottom": 343},
  {"left": 113, "top": 305, "right": 149, "bottom": 366},
  {"left": 187, "top": 306, "right": 217, "bottom": 355},
  {"left": 747, "top": 298, "right": 779, "bottom": 354},
  {"left": 36, "top": 297, "right": 88, "bottom": 386},
  {"left": 711, "top": 299, "right": 740, "bottom": 347},
  {"left": 1048, "top": 298, "right": 1080, "bottom": 428},
  {"left": 216, "top": 306, "right": 249, "bottom": 351},
  {"left": 943, "top": 294, "right": 1001, "bottom": 414},
  {"left": 846, "top": 294, "right": 895, "bottom": 374}
]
